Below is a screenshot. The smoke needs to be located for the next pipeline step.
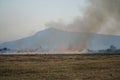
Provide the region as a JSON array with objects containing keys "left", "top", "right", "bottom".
[
  {"left": 46, "top": 0, "right": 120, "bottom": 35},
  {"left": 45, "top": 0, "right": 120, "bottom": 51}
]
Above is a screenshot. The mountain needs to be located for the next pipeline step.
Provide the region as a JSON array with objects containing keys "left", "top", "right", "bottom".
[{"left": 0, "top": 28, "right": 120, "bottom": 53}]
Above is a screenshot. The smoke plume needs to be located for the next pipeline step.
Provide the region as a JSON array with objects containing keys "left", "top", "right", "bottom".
[
  {"left": 45, "top": 0, "right": 120, "bottom": 51},
  {"left": 46, "top": 0, "right": 120, "bottom": 35}
]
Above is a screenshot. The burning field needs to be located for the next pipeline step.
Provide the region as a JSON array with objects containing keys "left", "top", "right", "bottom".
[
  {"left": 0, "top": 0, "right": 120, "bottom": 80},
  {"left": 0, "top": 54, "right": 120, "bottom": 80}
]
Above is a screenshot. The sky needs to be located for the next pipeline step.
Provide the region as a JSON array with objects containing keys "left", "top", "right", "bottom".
[
  {"left": 0, "top": 0, "right": 120, "bottom": 44},
  {"left": 0, "top": 0, "right": 88, "bottom": 43}
]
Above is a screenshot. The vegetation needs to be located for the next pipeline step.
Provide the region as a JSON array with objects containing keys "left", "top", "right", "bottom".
[
  {"left": 0, "top": 54, "right": 120, "bottom": 80},
  {"left": 0, "top": 47, "right": 10, "bottom": 53},
  {"left": 88, "top": 45, "right": 120, "bottom": 53}
]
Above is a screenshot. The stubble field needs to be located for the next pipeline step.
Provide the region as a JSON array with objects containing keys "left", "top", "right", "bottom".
[{"left": 0, "top": 54, "right": 120, "bottom": 80}]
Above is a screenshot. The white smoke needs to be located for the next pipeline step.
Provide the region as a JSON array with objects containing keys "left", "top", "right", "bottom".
[{"left": 46, "top": 0, "right": 120, "bottom": 35}]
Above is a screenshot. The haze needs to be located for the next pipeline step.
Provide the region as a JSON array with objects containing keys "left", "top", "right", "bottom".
[
  {"left": 0, "top": 0, "right": 87, "bottom": 43},
  {"left": 0, "top": 0, "right": 120, "bottom": 44}
]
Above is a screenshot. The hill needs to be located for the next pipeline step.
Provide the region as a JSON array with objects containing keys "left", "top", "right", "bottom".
[{"left": 0, "top": 28, "right": 120, "bottom": 53}]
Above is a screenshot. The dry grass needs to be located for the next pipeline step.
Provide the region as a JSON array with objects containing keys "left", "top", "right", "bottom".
[{"left": 0, "top": 54, "right": 120, "bottom": 80}]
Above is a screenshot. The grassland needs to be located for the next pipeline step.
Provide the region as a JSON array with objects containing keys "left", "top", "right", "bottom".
[{"left": 0, "top": 54, "right": 120, "bottom": 80}]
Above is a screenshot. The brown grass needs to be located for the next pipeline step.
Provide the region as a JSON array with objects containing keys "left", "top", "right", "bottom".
[{"left": 0, "top": 54, "right": 120, "bottom": 80}]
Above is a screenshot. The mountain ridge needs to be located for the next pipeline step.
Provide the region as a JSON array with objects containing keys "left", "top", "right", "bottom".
[{"left": 0, "top": 28, "right": 120, "bottom": 53}]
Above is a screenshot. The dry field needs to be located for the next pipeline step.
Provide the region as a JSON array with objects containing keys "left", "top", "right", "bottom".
[{"left": 0, "top": 54, "right": 120, "bottom": 80}]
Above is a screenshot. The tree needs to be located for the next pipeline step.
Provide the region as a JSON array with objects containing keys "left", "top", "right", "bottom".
[
  {"left": 110, "top": 45, "right": 116, "bottom": 51},
  {"left": 3, "top": 47, "right": 7, "bottom": 50}
]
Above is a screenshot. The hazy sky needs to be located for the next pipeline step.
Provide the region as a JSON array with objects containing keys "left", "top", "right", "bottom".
[
  {"left": 1, "top": 0, "right": 120, "bottom": 44},
  {"left": 0, "top": 0, "right": 88, "bottom": 43}
]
